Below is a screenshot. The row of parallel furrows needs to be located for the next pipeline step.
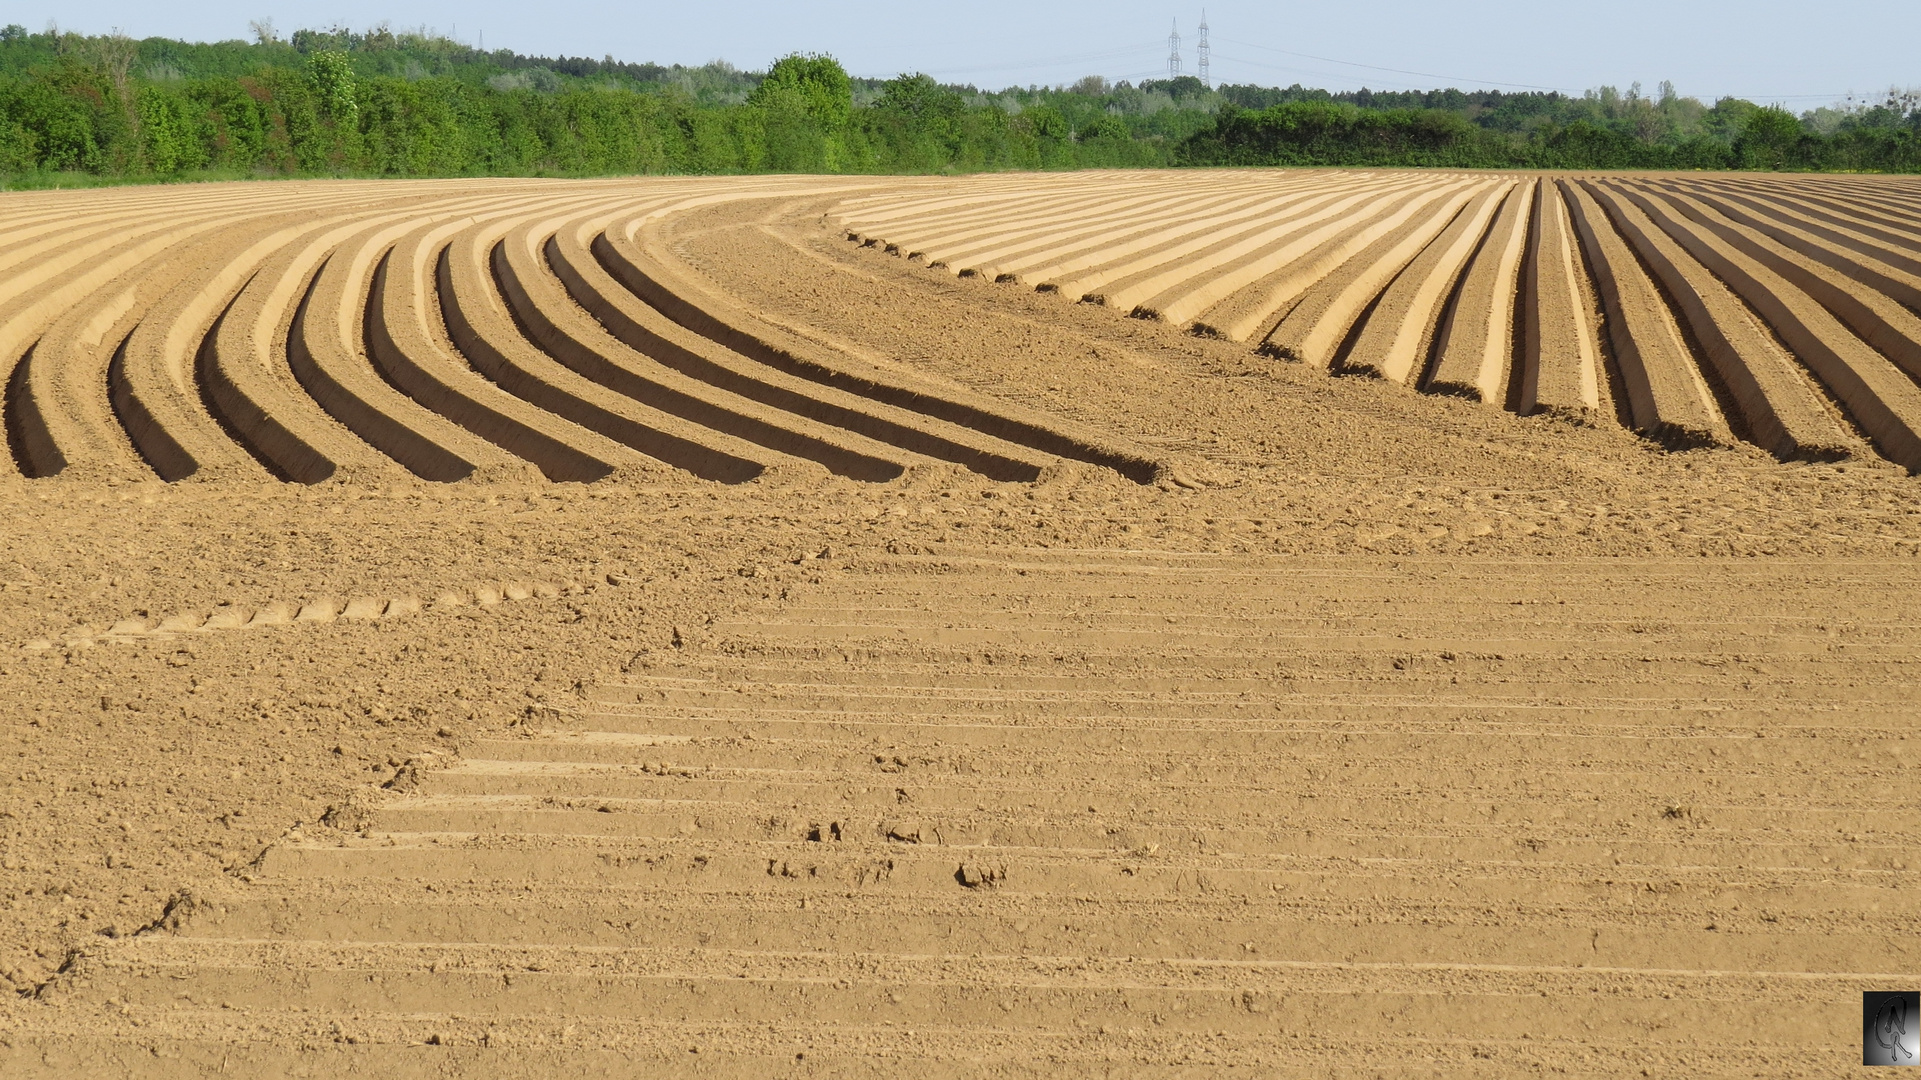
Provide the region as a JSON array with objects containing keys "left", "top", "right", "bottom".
[
  {"left": 26, "top": 556, "right": 1916, "bottom": 1071},
  {"left": 3, "top": 181, "right": 1160, "bottom": 486},
  {"left": 595, "top": 199, "right": 1166, "bottom": 483},
  {"left": 839, "top": 173, "right": 1921, "bottom": 470}
]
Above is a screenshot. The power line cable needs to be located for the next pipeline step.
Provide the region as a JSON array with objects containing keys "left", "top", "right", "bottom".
[{"left": 1220, "top": 37, "right": 1576, "bottom": 92}]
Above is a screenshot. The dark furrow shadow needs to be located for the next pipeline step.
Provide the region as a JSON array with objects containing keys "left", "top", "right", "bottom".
[
  {"left": 591, "top": 231, "right": 1162, "bottom": 485},
  {"left": 4, "top": 342, "right": 64, "bottom": 478},
  {"left": 363, "top": 250, "right": 614, "bottom": 484},
  {"left": 194, "top": 272, "right": 299, "bottom": 483},
  {"left": 437, "top": 244, "right": 763, "bottom": 485},
  {"left": 487, "top": 240, "right": 899, "bottom": 483},
  {"left": 544, "top": 235, "right": 1038, "bottom": 482},
  {"left": 286, "top": 253, "right": 476, "bottom": 483},
  {"left": 106, "top": 324, "right": 197, "bottom": 481}
]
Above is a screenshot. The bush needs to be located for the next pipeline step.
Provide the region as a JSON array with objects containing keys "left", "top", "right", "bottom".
[
  {"left": 747, "top": 54, "right": 850, "bottom": 128},
  {"left": 3, "top": 27, "right": 1918, "bottom": 183}
]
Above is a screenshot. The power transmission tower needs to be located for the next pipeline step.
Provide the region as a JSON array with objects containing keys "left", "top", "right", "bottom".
[
  {"left": 1167, "top": 20, "right": 1182, "bottom": 80},
  {"left": 1198, "top": 11, "right": 1211, "bottom": 89}
]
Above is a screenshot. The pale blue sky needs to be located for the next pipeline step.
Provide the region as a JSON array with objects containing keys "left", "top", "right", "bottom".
[{"left": 22, "top": 1, "right": 1919, "bottom": 106}]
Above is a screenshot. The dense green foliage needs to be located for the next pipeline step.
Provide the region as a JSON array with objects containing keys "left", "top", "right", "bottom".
[
  {"left": 2, "top": 23, "right": 1918, "bottom": 184},
  {"left": 1180, "top": 85, "right": 1921, "bottom": 172}
]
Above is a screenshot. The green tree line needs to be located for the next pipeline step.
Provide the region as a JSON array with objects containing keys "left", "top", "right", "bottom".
[{"left": 2, "top": 23, "right": 1918, "bottom": 185}]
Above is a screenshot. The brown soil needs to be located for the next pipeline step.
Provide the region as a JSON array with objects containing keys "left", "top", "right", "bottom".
[{"left": 2, "top": 172, "right": 1918, "bottom": 1076}]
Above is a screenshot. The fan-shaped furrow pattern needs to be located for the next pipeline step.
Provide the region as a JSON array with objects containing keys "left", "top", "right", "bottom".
[
  {"left": 367, "top": 214, "right": 644, "bottom": 483},
  {"left": 7, "top": 177, "right": 1150, "bottom": 487},
  {"left": 1065, "top": 178, "right": 1429, "bottom": 317},
  {"left": 435, "top": 216, "right": 774, "bottom": 484},
  {"left": 543, "top": 217, "right": 1052, "bottom": 481},
  {"left": 837, "top": 171, "right": 1921, "bottom": 471},
  {"left": 997, "top": 181, "right": 1343, "bottom": 290},
  {"left": 288, "top": 219, "right": 536, "bottom": 483},
  {"left": 592, "top": 223, "right": 1162, "bottom": 483},
  {"left": 1339, "top": 182, "right": 1512, "bottom": 384},
  {"left": 1181, "top": 178, "right": 1481, "bottom": 340},
  {"left": 486, "top": 218, "right": 908, "bottom": 482},
  {"left": 1027, "top": 181, "right": 1388, "bottom": 303},
  {"left": 897, "top": 181, "right": 1312, "bottom": 282},
  {"left": 1262, "top": 181, "right": 1496, "bottom": 365}
]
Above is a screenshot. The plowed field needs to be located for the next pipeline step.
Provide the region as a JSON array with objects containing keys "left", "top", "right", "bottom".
[
  {"left": 2, "top": 170, "right": 1918, "bottom": 1077},
  {"left": 842, "top": 171, "right": 1921, "bottom": 469}
]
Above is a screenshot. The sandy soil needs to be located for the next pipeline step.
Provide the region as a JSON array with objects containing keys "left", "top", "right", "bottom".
[{"left": 2, "top": 172, "right": 1918, "bottom": 1075}]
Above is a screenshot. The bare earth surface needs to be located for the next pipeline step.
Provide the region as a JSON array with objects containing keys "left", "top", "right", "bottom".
[{"left": 1, "top": 171, "right": 1918, "bottom": 1076}]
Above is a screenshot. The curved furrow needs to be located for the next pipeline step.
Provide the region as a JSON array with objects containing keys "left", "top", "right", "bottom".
[
  {"left": 105, "top": 201, "right": 435, "bottom": 483},
  {"left": 835, "top": 177, "right": 1125, "bottom": 234},
  {"left": 845, "top": 183, "right": 1152, "bottom": 258},
  {"left": 9, "top": 274, "right": 150, "bottom": 480},
  {"left": 953, "top": 181, "right": 1330, "bottom": 285},
  {"left": 289, "top": 219, "right": 538, "bottom": 484},
  {"left": 1517, "top": 179, "right": 1602, "bottom": 418},
  {"left": 892, "top": 180, "right": 1293, "bottom": 276},
  {"left": 366, "top": 212, "right": 644, "bottom": 484},
  {"left": 1126, "top": 179, "right": 1459, "bottom": 333},
  {"left": 433, "top": 215, "right": 776, "bottom": 485},
  {"left": 1424, "top": 180, "right": 1535, "bottom": 402},
  {"left": 1262, "top": 180, "right": 1497, "bottom": 366},
  {"left": 1579, "top": 181, "right": 1854, "bottom": 461},
  {"left": 1607, "top": 182, "right": 1921, "bottom": 470},
  {"left": 1045, "top": 177, "right": 1422, "bottom": 311},
  {"left": 110, "top": 298, "right": 265, "bottom": 483},
  {"left": 0, "top": 210, "right": 274, "bottom": 447},
  {"left": 1022, "top": 181, "right": 1393, "bottom": 302},
  {"left": 0, "top": 187, "right": 292, "bottom": 268},
  {"left": 1652, "top": 188, "right": 1921, "bottom": 386},
  {"left": 1188, "top": 179, "right": 1480, "bottom": 342},
  {"left": 1561, "top": 181, "right": 1727, "bottom": 447},
  {"left": 198, "top": 185, "right": 591, "bottom": 484},
  {"left": 203, "top": 223, "right": 440, "bottom": 486},
  {"left": 0, "top": 188, "right": 365, "bottom": 310},
  {"left": 543, "top": 214, "right": 1052, "bottom": 482},
  {"left": 1339, "top": 183, "right": 1511, "bottom": 385},
  {"left": 592, "top": 221, "right": 1164, "bottom": 483},
  {"left": 488, "top": 213, "right": 913, "bottom": 483},
  {"left": 0, "top": 206, "right": 195, "bottom": 269},
  {"left": 0, "top": 190, "right": 394, "bottom": 477}
]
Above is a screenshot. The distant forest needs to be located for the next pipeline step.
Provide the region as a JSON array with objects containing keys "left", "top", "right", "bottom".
[{"left": 3, "top": 22, "right": 1919, "bottom": 184}]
